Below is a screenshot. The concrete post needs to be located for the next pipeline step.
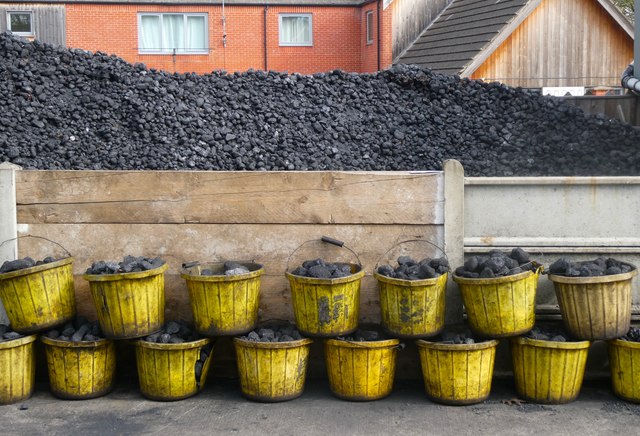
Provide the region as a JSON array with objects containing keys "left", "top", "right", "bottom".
[
  {"left": 0, "top": 162, "right": 21, "bottom": 325},
  {"left": 443, "top": 159, "right": 464, "bottom": 324}
]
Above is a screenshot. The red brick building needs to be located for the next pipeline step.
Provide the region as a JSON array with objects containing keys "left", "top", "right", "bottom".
[{"left": 1, "top": 0, "right": 394, "bottom": 74}]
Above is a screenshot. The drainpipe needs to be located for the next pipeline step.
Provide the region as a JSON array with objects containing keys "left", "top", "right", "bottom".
[
  {"left": 635, "top": 0, "right": 638, "bottom": 79},
  {"left": 621, "top": 62, "right": 640, "bottom": 93},
  {"left": 264, "top": 5, "right": 268, "bottom": 71},
  {"left": 377, "top": 0, "right": 381, "bottom": 71}
]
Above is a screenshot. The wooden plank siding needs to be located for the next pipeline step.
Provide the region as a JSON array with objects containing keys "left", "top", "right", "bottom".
[
  {"left": 0, "top": 4, "right": 66, "bottom": 46},
  {"left": 14, "top": 171, "right": 445, "bottom": 325},
  {"left": 391, "top": 0, "right": 451, "bottom": 60},
  {"left": 470, "top": 0, "right": 634, "bottom": 88}
]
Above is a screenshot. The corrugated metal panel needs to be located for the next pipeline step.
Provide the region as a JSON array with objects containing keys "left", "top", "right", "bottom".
[{"left": 0, "top": 4, "right": 65, "bottom": 46}]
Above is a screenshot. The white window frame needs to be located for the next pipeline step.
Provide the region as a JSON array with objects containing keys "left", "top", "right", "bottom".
[
  {"left": 7, "top": 11, "right": 34, "bottom": 37},
  {"left": 366, "top": 10, "right": 374, "bottom": 45},
  {"left": 278, "top": 13, "right": 313, "bottom": 47},
  {"left": 137, "top": 12, "right": 208, "bottom": 55}
]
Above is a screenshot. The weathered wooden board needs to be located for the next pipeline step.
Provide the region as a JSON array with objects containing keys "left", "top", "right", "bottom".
[
  {"left": 17, "top": 223, "right": 445, "bottom": 323},
  {"left": 16, "top": 171, "right": 443, "bottom": 225}
]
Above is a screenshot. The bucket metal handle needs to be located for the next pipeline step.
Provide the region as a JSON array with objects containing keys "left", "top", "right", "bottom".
[
  {"left": 0, "top": 235, "right": 72, "bottom": 258},
  {"left": 285, "top": 236, "right": 362, "bottom": 273},
  {"left": 375, "top": 239, "right": 448, "bottom": 270}
]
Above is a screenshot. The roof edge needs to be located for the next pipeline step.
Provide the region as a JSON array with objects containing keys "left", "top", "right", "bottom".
[
  {"left": 595, "top": 0, "right": 634, "bottom": 39},
  {"left": 0, "top": 0, "right": 375, "bottom": 5}
]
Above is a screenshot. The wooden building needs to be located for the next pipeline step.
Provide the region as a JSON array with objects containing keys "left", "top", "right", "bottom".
[
  {"left": 397, "top": 0, "right": 635, "bottom": 88},
  {"left": 0, "top": 3, "right": 66, "bottom": 46}
]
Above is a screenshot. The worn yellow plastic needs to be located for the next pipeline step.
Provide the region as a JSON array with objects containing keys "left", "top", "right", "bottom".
[
  {"left": 324, "top": 338, "right": 399, "bottom": 401},
  {"left": 84, "top": 263, "right": 167, "bottom": 339},
  {"left": 182, "top": 262, "right": 263, "bottom": 336},
  {"left": 608, "top": 338, "right": 640, "bottom": 403},
  {"left": 0, "top": 334, "right": 37, "bottom": 405},
  {"left": 453, "top": 267, "right": 541, "bottom": 338},
  {"left": 550, "top": 269, "right": 637, "bottom": 340},
  {"left": 416, "top": 339, "right": 498, "bottom": 405},
  {"left": 234, "top": 337, "right": 313, "bottom": 402},
  {"left": 135, "top": 337, "right": 213, "bottom": 401},
  {"left": 287, "top": 265, "right": 364, "bottom": 337},
  {"left": 41, "top": 336, "right": 116, "bottom": 399},
  {"left": 375, "top": 272, "right": 447, "bottom": 338},
  {"left": 510, "top": 336, "right": 590, "bottom": 404},
  {"left": 0, "top": 258, "right": 76, "bottom": 333}
]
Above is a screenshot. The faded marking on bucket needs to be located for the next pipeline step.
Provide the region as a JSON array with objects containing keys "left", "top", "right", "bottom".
[{"left": 317, "top": 297, "right": 331, "bottom": 326}]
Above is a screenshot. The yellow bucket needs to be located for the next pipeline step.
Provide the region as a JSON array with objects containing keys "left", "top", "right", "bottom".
[
  {"left": 550, "top": 269, "right": 637, "bottom": 340},
  {"left": 453, "top": 267, "right": 541, "bottom": 338},
  {"left": 324, "top": 338, "right": 399, "bottom": 401},
  {"left": 375, "top": 272, "right": 447, "bottom": 338},
  {"left": 0, "top": 334, "right": 37, "bottom": 405},
  {"left": 608, "top": 338, "right": 640, "bottom": 403},
  {"left": 287, "top": 265, "right": 364, "bottom": 337},
  {"left": 181, "top": 262, "right": 263, "bottom": 336},
  {"left": 0, "top": 258, "right": 76, "bottom": 333},
  {"left": 510, "top": 336, "right": 590, "bottom": 404},
  {"left": 84, "top": 263, "right": 167, "bottom": 339},
  {"left": 135, "top": 337, "right": 213, "bottom": 401},
  {"left": 234, "top": 337, "right": 313, "bottom": 402},
  {"left": 41, "top": 336, "right": 116, "bottom": 399},
  {"left": 416, "top": 339, "right": 498, "bottom": 405}
]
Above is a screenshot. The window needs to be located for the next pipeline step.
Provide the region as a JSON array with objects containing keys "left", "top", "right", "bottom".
[
  {"left": 279, "top": 14, "right": 312, "bottom": 46},
  {"left": 7, "top": 11, "right": 33, "bottom": 36},
  {"left": 366, "top": 11, "right": 374, "bottom": 45},
  {"left": 138, "top": 13, "right": 208, "bottom": 54}
]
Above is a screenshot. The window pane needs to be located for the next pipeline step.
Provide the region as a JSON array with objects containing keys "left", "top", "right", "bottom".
[
  {"left": 281, "top": 16, "right": 311, "bottom": 44},
  {"left": 367, "top": 12, "right": 374, "bottom": 43},
  {"left": 10, "top": 13, "right": 32, "bottom": 33},
  {"left": 186, "top": 16, "right": 206, "bottom": 52},
  {"left": 163, "top": 14, "right": 184, "bottom": 52},
  {"left": 140, "top": 15, "right": 161, "bottom": 51}
]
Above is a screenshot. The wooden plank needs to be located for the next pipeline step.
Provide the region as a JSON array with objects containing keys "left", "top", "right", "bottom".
[
  {"left": 16, "top": 171, "right": 443, "bottom": 225},
  {"left": 17, "top": 223, "right": 444, "bottom": 323}
]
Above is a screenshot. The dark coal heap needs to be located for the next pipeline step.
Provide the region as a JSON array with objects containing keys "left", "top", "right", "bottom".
[
  {"left": 143, "top": 321, "right": 199, "bottom": 344},
  {"left": 86, "top": 255, "right": 164, "bottom": 275},
  {"left": 337, "top": 329, "right": 387, "bottom": 342},
  {"left": 525, "top": 326, "right": 572, "bottom": 342},
  {"left": 0, "top": 324, "right": 23, "bottom": 342},
  {"left": 455, "top": 248, "right": 536, "bottom": 278},
  {"left": 241, "top": 323, "right": 304, "bottom": 343},
  {"left": 377, "top": 255, "right": 449, "bottom": 280},
  {"left": 1, "top": 33, "right": 639, "bottom": 176},
  {"left": 549, "top": 257, "right": 636, "bottom": 277},
  {"left": 44, "top": 317, "right": 104, "bottom": 342},
  {"left": 291, "top": 259, "right": 354, "bottom": 279},
  {"left": 0, "top": 256, "right": 57, "bottom": 273},
  {"left": 621, "top": 326, "right": 640, "bottom": 342}
]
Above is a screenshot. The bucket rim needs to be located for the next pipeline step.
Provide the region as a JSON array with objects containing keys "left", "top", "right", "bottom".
[
  {"left": 40, "top": 335, "right": 113, "bottom": 348},
  {"left": 452, "top": 266, "right": 540, "bottom": 285},
  {"left": 416, "top": 338, "right": 499, "bottom": 351},
  {"left": 83, "top": 262, "right": 168, "bottom": 282},
  {"left": 510, "top": 336, "right": 591, "bottom": 349},
  {"left": 181, "top": 262, "right": 264, "bottom": 282},
  {"left": 608, "top": 338, "right": 640, "bottom": 350},
  {"left": 549, "top": 268, "right": 637, "bottom": 284},
  {"left": 286, "top": 265, "right": 365, "bottom": 285},
  {"left": 374, "top": 271, "right": 448, "bottom": 287},
  {"left": 0, "top": 333, "right": 37, "bottom": 350},
  {"left": 324, "top": 338, "right": 400, "bottom": 349},
  {"left": 233, "top": 337, "right": 313, "bottom": 349},
  {"left": 135, "top": 336, "right": 211, "bottom": 350},
  {"left": 0, "top": 257, "right": 74, "bottom": 281}
]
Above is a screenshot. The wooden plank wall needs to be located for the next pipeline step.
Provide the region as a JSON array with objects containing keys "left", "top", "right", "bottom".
[
  {"left": 0, "top": 4, "right": 66, "bottom": 46},
  {"left": 561, "top": 95, "right": 639, "bottom": 126},
  {"left": 15, "top": 170, "right": 445, "bottom": 326},
  {"left": 391, "top": 0, "right": 451, "bottom": 60},
  {"left": 470, "top": 0, "right": 633, "bottom": 88}
]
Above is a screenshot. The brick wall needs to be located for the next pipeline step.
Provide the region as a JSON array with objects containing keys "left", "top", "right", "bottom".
[{"left": 65, "top": 3, "right": 394, "bottom": 74}]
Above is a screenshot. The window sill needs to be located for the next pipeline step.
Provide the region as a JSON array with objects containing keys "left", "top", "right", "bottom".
[
  {"left": 138, "top": 51, "right": 209, "bottom": 55},
  {"left": 278, "top": 43, "right": 313, "bottom": 47}
]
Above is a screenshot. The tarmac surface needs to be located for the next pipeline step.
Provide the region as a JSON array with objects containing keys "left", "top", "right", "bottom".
[{"left": 3, "top": 378, "right": 639, "bottom": 436}]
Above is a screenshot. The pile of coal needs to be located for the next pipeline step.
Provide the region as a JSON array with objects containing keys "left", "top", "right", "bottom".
[
  {"left": 620, "top": 326, "right": 640, "bottom": 342},
  {"left": 0, "top": 324, "right": 23, "bottom": 342},
  {"left": 525, "top": 326, "right": 571, "bottom": 342},
  {"left": 143, "top": 321, "right": 200, "bottom": 344},
  {"left": 2, "top": 32, "right": 640, "bottom": 177},
  {"left": 86, "top": 255, "right": 165, "bottom": 275},
  {"left": 0, "top": 256, "right": 57, "bottom": 273},
  {"left": 195, "top": 343, "right": 213, "bottom": 383},
  {"left": 241, "top": 323, "right": 304, "bottom": 342},
  {"left": 44, "top": 317, "right": 104, "bottom": 341},
  {"left": 454, "top": 248, "right": 535, "bottom": 278},
  {"left": 377, "top": 256, "right": 449, "bottom": 280},
  {"left": 337, "top": 329, "right": 387, "bottom": 342},
  {"left": 291, "top": 259, "right": 354, "bottom": 279},
  {"left": 438, "top": 331, "right": 476, "bottom": 344},
  {"left": 549, "top": 257, "right": 636, "bottom": 277},
  {"left": 201, "top": 261, "right": 250, "bottom": 276}
]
